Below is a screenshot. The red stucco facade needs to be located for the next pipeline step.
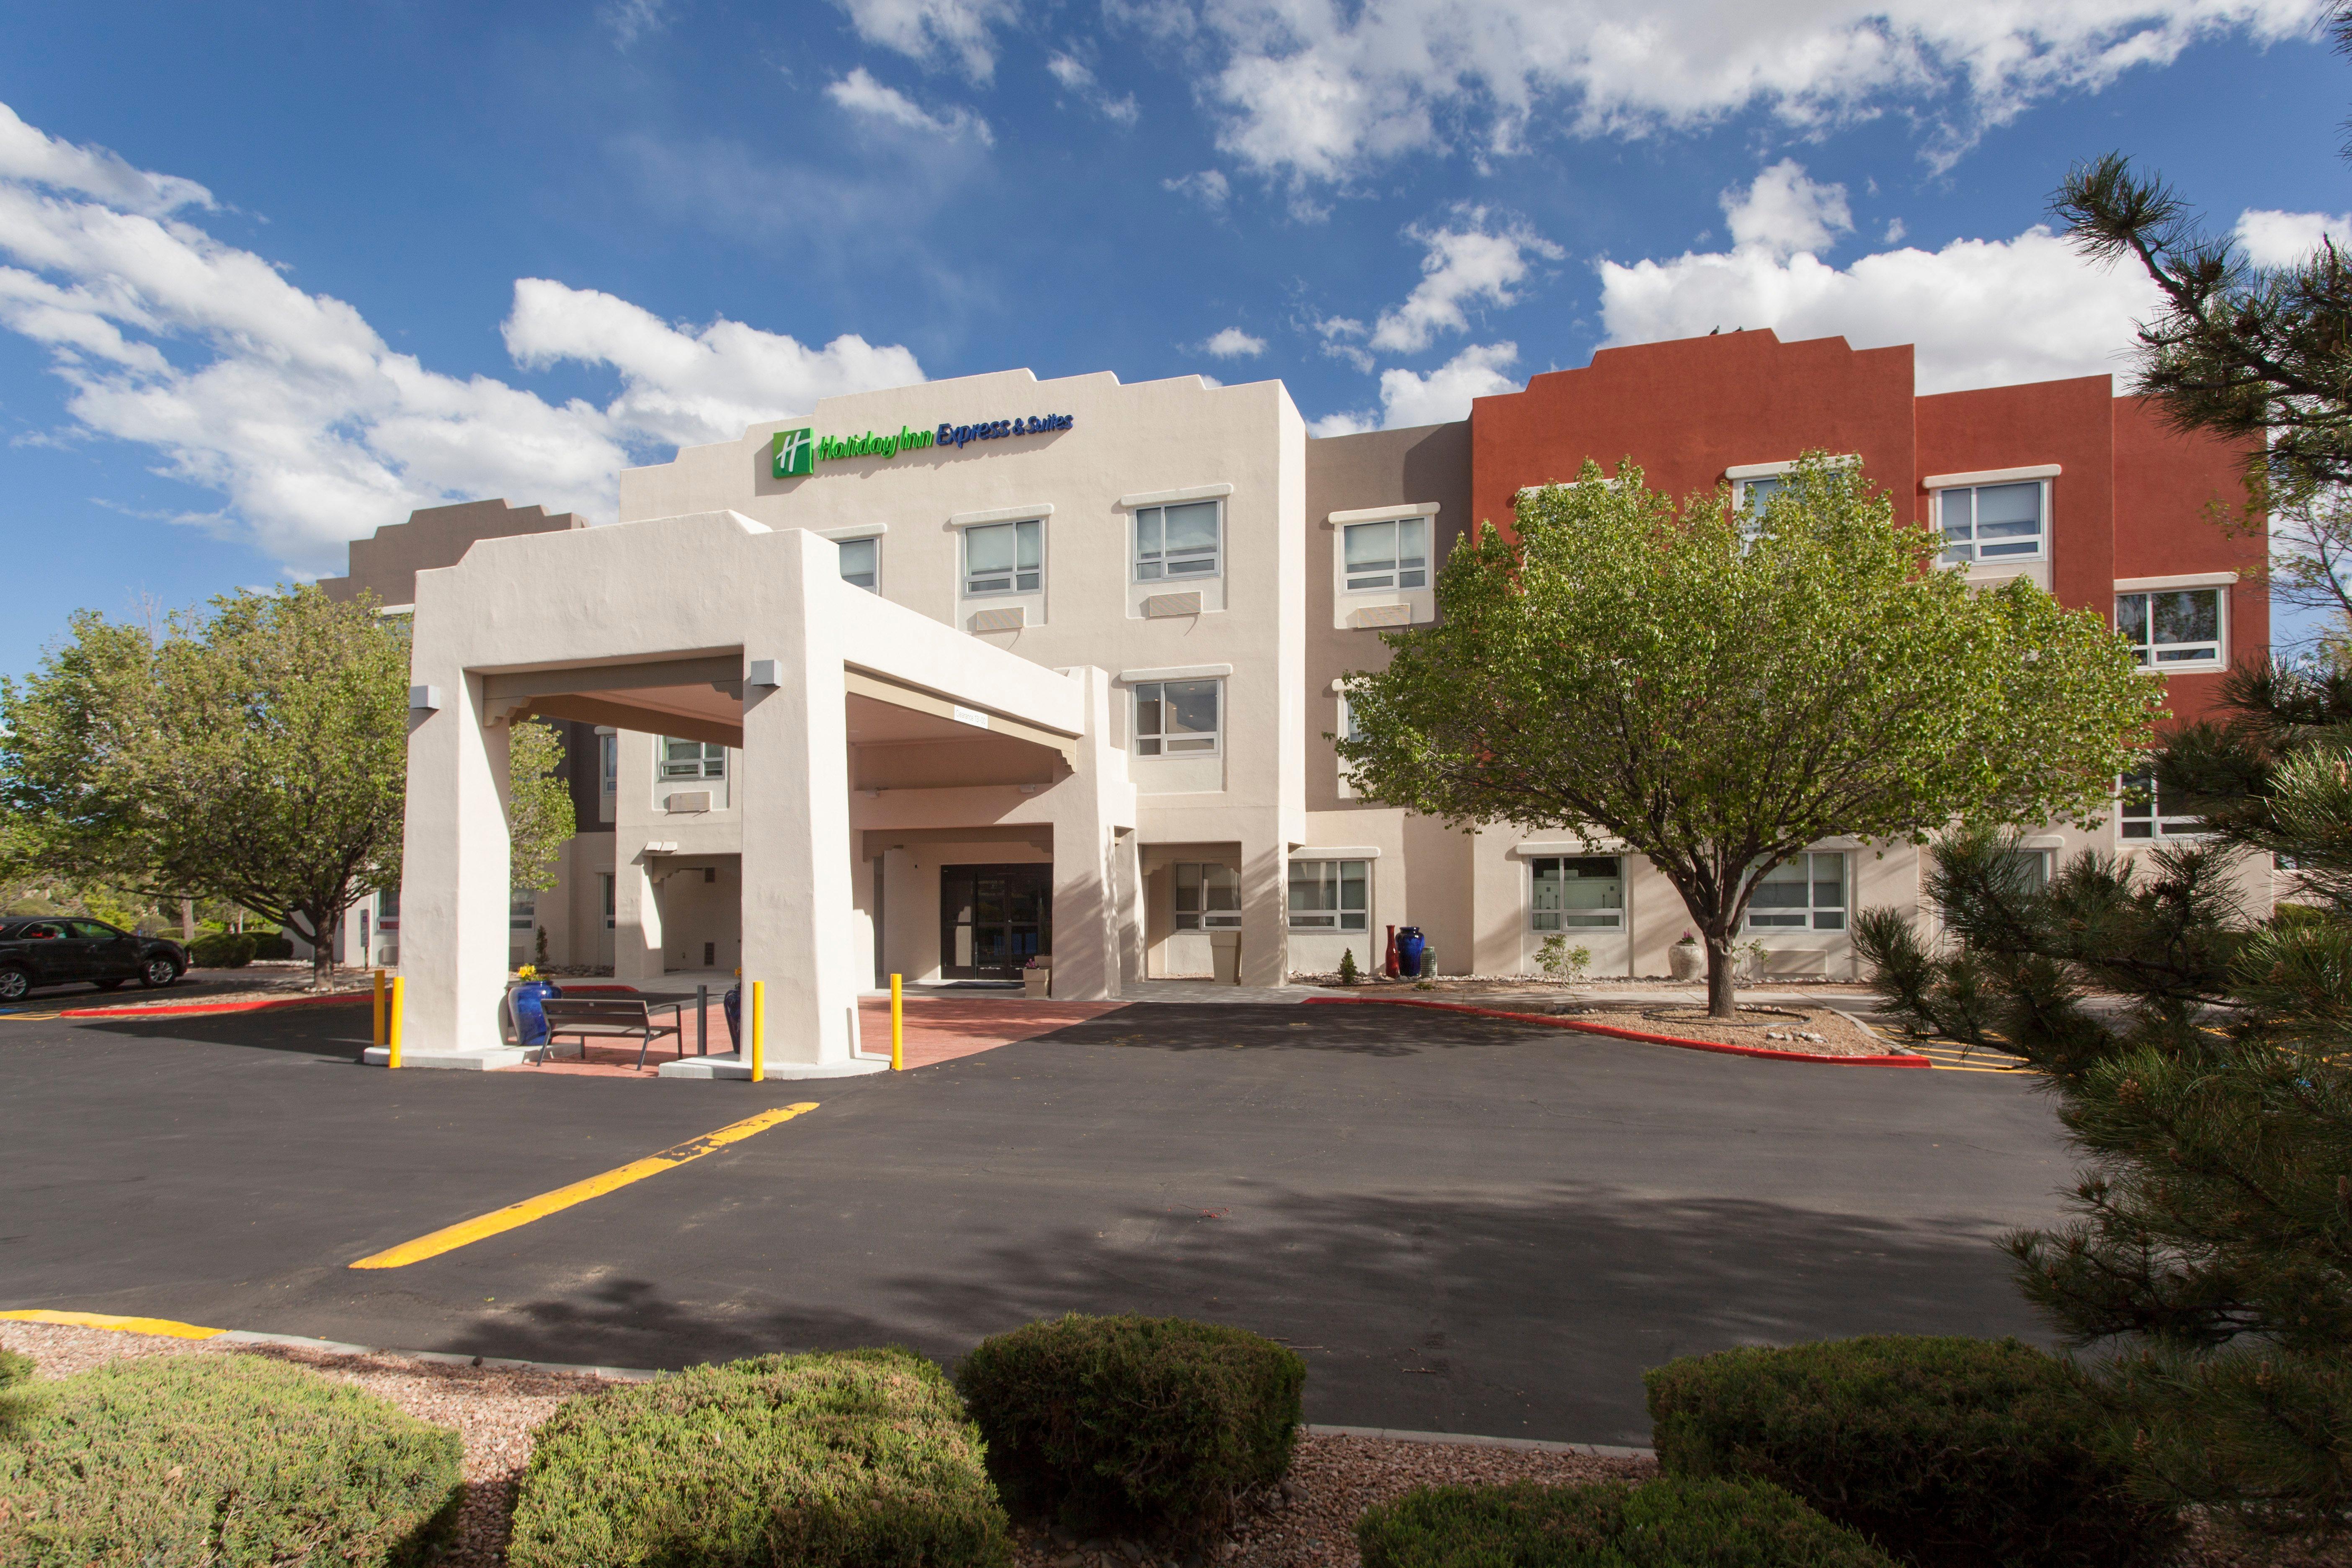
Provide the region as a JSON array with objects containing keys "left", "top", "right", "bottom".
[{"left": 1468, "top": 329, "right": 2262, "bottom": 725}]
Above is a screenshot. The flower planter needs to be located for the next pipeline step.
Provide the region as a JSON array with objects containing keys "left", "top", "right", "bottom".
[
  {"left": 509, "top": 979, "right": 562, "bottom": 1046},
  {"left": 1667, "top": 944, "right": 1705, "bottom": 982},
  {"left": 1023, "top": 966, "right": 1051, "bottom": 999}
]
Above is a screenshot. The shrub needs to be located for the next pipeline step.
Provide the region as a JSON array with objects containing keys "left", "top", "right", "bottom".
[
  {"left": 956, "top": 1313, "right": 1304, "bottom": 1542},
  {"left": 1645, "top": 1336, "right": 2182, "bottom": 1568},
  {"left": 190, "top": 931, "right": 257, "bottom": 968},
  {"left": 0, "top": 1352, "right": 462, "bottom": 1567},
  {"left": 1339, "top": 948, "right": 1360, "bottom": 984},
  {"left": 250, "top": 932, "right": 295, "bottom": 960},
  {"left": 1359, "top": 1475, "right": 1897, "bottom": 1568},
  {"left": 508, "top": 1346, "right": 1010, "bottom": 1568}
]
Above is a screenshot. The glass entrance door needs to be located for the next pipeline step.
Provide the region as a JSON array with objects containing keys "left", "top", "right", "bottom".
[{"left": 940, "top": 864, "right": 1052, "bottom": 980}]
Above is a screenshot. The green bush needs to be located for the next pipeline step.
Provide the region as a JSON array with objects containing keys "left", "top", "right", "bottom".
[
  {"left": 955, "top": 1313, "right": 1305, "bottom": 1542},
  {"left": 508, "top": 1346, "right": 1010, "bottom": 1568},
  {"left": 1359, "top": 1476, "right": 1898, "bottom": 1568},
  {"left": 0, "top": 1352, "right": 462, "bottom": 1567},
  {"left": 1645, "top": 1336, "right": 2182, "bottom": 1568},
  {"left": 189, "top": 931, "right": 257, "bottom": 968},
  {"left": 250, "top": 933, "right": 294, "bottom": 960}
]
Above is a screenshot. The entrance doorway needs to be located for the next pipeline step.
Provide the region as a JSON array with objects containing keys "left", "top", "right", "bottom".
[{"left": 940, "top": 864, "right": 1051, "bottom": 979}]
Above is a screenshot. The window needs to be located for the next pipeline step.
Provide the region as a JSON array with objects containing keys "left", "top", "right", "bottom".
[
  {"left": 1747, "top": 853, "right": 1847, "bottom": 931},
  {"left": 1998, "top": 849, "right": 2052, "bottom": 892},
  {"left": 1134, "top": 501, "right": 1221, "bottom": 580},
  {"left": 660, "top": 738, "right": 727, "bottom": 781},
  {"left": 509, "top": 890, "right": 536, "bottom": 934},
  {"left": 1174, "top": 862, "right": 1241, "bottom": 930},
  {"left": 599, "top": 732, "right": 617, "bottom": 794},
  {"left": 601, "top": 874, "right": 615, "bottom": 931},
  {"left": 2116, "top": 589, "right": 2222, "bottom": 669},
  {"left": 1135, "top": 679, "right": 1220, "bottom": 756},
  {"left": 377, "top": 887, "right": 399, "bottom": 934},
  {"left": 1531, "top": 856, "right": 1624, "bottom": 931},
  {"left": 1342, "top": 517, "right": 1428, "bottom": 591},
  {"left": 1289, "top": 859, "right": 1368, "bottom": 931},
  {"left": 1937, "top": 481, "right": 2046, "bottom": 563},
  {"left": 964, "top": 519, "right": 1041, "bottom": 596},
  {"left": 838, "top": 536, "right": 879, "bottom": 593},
  {"left": 2120, "top": 771, "right": 2204, "bottom": 839}
]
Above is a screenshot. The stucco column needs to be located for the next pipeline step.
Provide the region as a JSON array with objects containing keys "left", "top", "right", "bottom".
[
  {"left": 1042, "top": 667, "right": 1131, "bottom": 1003},
  {"left": 398, "top": 673, "right": 513, "bottom": 1054},
  {"left": 1239, "top": 828, "right": 1289, "bottom": 988},
  {"left": 738, "top": 533, "right": 862, "bottom": 1068},
  {"left": 614, "top": 852, "right": 664, "bottom": 982}
]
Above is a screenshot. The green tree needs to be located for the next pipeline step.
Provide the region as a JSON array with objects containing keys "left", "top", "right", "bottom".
[
  {"left": 505, "top": 719, "right": 576, "bottom": 898},
  {"left": 1337, "top": 456, "right": 2159, "bottom": 1016},
  {"left": 0, "top": 586, "right": 408, "bottom": 984}
]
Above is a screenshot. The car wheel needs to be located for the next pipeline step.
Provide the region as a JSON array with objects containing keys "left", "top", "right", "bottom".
[
  {"left": 138, "top": 957, "right": 181, "bottom": 989},
  {"left": 94, "top": 979, "right": 126, "bottom": 991},
  {"left": 0, "top": 966, "right": 29, "bottom": 1003}
]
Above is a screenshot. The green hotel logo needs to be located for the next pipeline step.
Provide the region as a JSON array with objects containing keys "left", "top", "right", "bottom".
[{"left": 772, "top": 424, "right": 934, "bottom": 478}]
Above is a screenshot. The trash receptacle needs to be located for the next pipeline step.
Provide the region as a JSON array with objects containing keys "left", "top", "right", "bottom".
[{"left": 1210, "top": 929, "right": 1241, "bottom": 985}]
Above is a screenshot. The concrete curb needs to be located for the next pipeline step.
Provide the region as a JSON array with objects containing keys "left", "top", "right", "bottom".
[
  {"left": 1303, "top": 994, "right": 1932, "bottom": 1067},
  {"left": 0, "top": 1311, "right": 1652, "bottom": 1453}
]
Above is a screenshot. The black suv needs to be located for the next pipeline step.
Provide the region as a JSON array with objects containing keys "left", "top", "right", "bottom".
[{"left": 0, "top": 918, "right": 187, "bottom": 1002}]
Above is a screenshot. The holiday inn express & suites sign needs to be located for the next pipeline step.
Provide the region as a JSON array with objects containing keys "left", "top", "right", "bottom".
[{"left": 772, "top": 412, "right": 1075, "bottom": 478}]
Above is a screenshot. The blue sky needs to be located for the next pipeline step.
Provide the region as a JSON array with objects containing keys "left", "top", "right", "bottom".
[{"left": 1, "top": 0, "right": 2347, "bottom": 675}]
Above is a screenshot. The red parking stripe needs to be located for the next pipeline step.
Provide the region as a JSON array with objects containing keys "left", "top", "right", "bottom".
[
  {"left": 1301, "top": 994, "right": 1931, "bottom": 1066},
  {"left": 58, "top": 991, "right": 371, "bottom": 1020}
]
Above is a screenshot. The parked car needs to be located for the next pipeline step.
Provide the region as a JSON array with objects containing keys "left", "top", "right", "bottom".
[{"left": 0, "top": 918, "right": 187, "bottom": 1002}]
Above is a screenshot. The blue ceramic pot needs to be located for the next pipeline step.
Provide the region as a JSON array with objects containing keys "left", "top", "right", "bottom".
[
  {"left": 1396, "top": 927, "right": 1426, "bottom": 979},
  {"left": 511, "top": 980, "right": 562, "bottom": 1046},
  {"left": 723, "top": 984, "right": 741, "bottom": 1050}
]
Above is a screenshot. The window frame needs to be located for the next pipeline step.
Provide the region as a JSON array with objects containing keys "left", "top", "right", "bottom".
[
  {"left": 1287, "top": 859, "right": 1369, "bottom": 931},
  {"left": 1339, "top": 516, "right": 1430, "bottom": 593},
  {"left": 1529, "top": 855, "right": 1626, "bottom": 932},
  {"left": 1743, "top": 852, "right": 1849, "bottom": 932},
  {"left": 659, "top": 738, "right": 727, "bottom": 783},
  {"left": 2119, "top": 771, "right": 2208, "bottom": 840},
  {"left": 962, "top": 517, "right": 1043, "bottom": 598},
  {"left": 1932, "top": 478, "right": 2050, "bottom": 565},
  {"left": 509, "top": 889, "right": 537, "bottom": 934},
  {"left": 1132, "top": 500, "right": 1222, "bottom": 583},
  {"left": 2115, "top": 586, "right": 2225, "bottom": 671},
  {"left": 1173, "top": 861, "right": 1241, "bottom": 931},
  {"left": 838, "top": 535, "right": 881, "bottom": 593},
  {"left": 1133, "top": 678, "right": 1222, "bottom": 758}
]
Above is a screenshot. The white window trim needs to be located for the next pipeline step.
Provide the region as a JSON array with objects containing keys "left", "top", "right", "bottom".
[
  {"left": 1723, "top": 454, "right": 1860, "bottom": 482},
  {"left": 1118, "top": 483, "right": 1233, "bottom": 509},
  {"left": 1921, "top": 463, "right": 2062, "bottom": 489},
  {"left": 2117, "top": 584, "right": 2227, "bottom": 674},
  {"left": 1132, "top": 498, "right": 1225, "bottom": 584},
  {"left": 945, "top": 504, "right": 1055, "bottom": 529},
  {"left": 1528, "top": 853, "right": 1627, "bottom": 933},
  {"left": 1338, "top": 514, "right": 1432, "bottom": 595},
  {"left": 2115, "top": 570, "right": 2237, "bottom": 592},
  {"left": 1118, "top": 663, "right": 1233, "bottom": 683},
  {"left": 836, "top": 534, "right": 882, "bottom": 594},
  {"left": 1133, "top": 678, "right": 1223, "bottom": 758},
  {"left": 818, "top": 523, "right": 889, "bottom": 541},
  {"left": 2118, "top": 773, "right": 2210, "bottom": 841},
  {"left": 959, "top": 516, "right": 1044, "bottom": 599},
  {"left": 1295, "top": 844, "right": 1383, "bottom": 858},
  {"left": 1287, "top": 856, "right": 1372, "bottom": 932},
  {"left": 1325, "top": 501, "right": 1443, "bottom": 528},
  {"left": 1742, "top": 851, "right": 1850, "bottom": 934}
]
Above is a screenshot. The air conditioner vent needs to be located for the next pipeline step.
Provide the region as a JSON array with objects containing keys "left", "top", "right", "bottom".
[
  {"left": 1349, "top": 603, "right": 1414, "bottom": 629},
  {"left": 1143, "top": 591, "right": 1204, "bottom": 619},
  {"left": 969, "top": 606, "right": 1027, "bottom": 634}
]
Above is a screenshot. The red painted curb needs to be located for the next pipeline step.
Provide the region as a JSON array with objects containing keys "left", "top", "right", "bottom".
[
  {"left": 1302, "top": 994, "right": 1932, "bottom": 1067},
  {"left": 59, "top": 991, "right": 372, "bottom": 1020}
]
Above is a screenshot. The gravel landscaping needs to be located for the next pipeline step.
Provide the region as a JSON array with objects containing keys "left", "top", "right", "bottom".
[{"left": 1559, "top": 1003, "right": 1906, "bottom": 1057}]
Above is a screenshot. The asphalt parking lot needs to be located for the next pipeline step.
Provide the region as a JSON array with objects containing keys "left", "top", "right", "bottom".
[{"left": 0, "top": 998, "right": 2072, "bottom": 1446}]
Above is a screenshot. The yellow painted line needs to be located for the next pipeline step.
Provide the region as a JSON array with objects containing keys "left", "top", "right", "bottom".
[
  {"left": 0, "top": 1308, "right": 222, "bottom": 1338},
  {"left": 350, "top": 1102, "right": 819, "bottom": 1270}
]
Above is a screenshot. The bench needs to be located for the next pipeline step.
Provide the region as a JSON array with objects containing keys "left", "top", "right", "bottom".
[{"left": 535, "top": 996, "right": 686, "bottom": 1069}]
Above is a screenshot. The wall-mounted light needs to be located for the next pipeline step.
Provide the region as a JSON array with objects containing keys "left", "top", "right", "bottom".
[
  {"left": 747, "top": 659, "right": 781, "bottom": 688},
  {"left": 408, "top": 685, "right": 441, "bottom": 712}
]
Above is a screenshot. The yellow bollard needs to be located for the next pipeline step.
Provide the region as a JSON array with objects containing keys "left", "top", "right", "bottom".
[
  {"left": 749, "top": 980, "right": 764, "bottom": 1083},
  {"left": 386, "top": 976, "right": 404, "bottom": 1070},
  {"left": 372, "top": 968, "right": 386, "bottom": 1047},
  {"left": 890, "top": 973, "right": 904, "bottom": 1070}
]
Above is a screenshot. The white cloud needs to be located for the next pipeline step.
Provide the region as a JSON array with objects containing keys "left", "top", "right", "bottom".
[
  {"left": 1047, "top": 52, "right": 1142, "bottom": 124},
  {"left": 1883, "top": 217, "right": 1907, "bottom": 244},
  {"left": 1722, "top": 159, "right": 1851, "bottom": 258},
  {"left": 1369, "top": 206, "right": 1562, "bottom": 353},
  {"left": 1377, "top": 341, "right": 1521, "bottom": 426},
  {"left": 825, "top": 68, "right": 995, "bottom": 144},
  {"left": 600, "top": 0, "right": 668, "bottom": 46},
  {"left": 2236, "top": 207, "right": 2352, "bottom": 268},
  {"left": 1199, "top": 326, "right": 1267, "bottom": 358},
  {"left": 0, "top": 102, "right": 925, "bottom": 573},
  {"left": 1597, "top": 214, "right": 2168, "bottom": 394},
  {"left": 1163, "top": 169, "right": 1231, "bottom": 208},
  {"left": 1307, "top": 410, "right": 1377, "bottom": 437},
  {"left": 835, "top": 0, "right": 1015, "bottom": 80},
  {"left": 1185, "top": 0, "right": 2323, "bottom": 183}
]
